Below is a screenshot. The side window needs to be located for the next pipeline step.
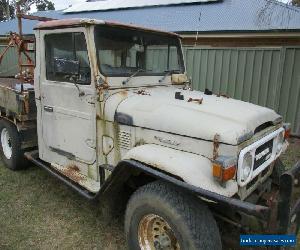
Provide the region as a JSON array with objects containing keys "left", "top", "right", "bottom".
[{"left": 45, "top": 32, "right": 91, "bottom": 85}]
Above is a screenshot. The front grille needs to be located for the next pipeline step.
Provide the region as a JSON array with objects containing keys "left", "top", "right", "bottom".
[
  {"left": 253, "top": 139, "right": 273, "bottom": 170},
  {"left": 246, "top": 175, "right": 259, "bottom": 190}
]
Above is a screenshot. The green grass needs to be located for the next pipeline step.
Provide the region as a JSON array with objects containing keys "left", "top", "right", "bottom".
[
  {"left": 0, "top": 165, "right": 125, "bottom": 250},
  {"left": 0, "top": 138, "right": 299, "bottom": 249},
  {"left": 281, "top": 138, "right": 300, "bottom": 169}
]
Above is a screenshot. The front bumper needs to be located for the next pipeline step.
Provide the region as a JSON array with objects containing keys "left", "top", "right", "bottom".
[
  {"left": 236, "top": 160, "right": 300, "bottom": 235},
  {"left": 119, "top": 159, "right": 300, "bottom": 235}
]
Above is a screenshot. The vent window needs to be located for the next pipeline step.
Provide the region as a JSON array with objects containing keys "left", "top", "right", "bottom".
[{"left": 118, "top": 130, "right": 131, "bottom": 150}]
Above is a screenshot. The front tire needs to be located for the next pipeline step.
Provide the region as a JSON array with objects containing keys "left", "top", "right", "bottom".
[
  {"left": 0, "top": 119, "right": 27, "bottom": 170},
  {"left": 125, "top": 181, "right": 222, "bottom": 250}
]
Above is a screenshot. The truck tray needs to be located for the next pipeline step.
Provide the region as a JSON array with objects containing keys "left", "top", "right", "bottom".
[{"left": 0, "top": 78, "right": 36, "bottom": 121}]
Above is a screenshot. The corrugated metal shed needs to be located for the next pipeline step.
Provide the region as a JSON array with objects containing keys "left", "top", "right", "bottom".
[
  {"left": 64, "top": 0, "right": 217, "bottom": 13},
  {"left": 0, "top": 45, "right": 34, "bottom": 77},
  {"left": 278, "top": 48, "right": 300, "bottom": 135},
  {"left": 0, "top": 46, "right": 20, "bottom": 77},
  {"left": 0, "top": 0, "right": 299, "bottom": 34},
  {"left": 184, "top": 46, "right": 300, "bottom": 134}
]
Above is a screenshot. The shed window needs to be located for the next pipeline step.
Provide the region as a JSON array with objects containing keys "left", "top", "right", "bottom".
[{"left": 45, "top": 32, "right": 91, "bottom": 85}]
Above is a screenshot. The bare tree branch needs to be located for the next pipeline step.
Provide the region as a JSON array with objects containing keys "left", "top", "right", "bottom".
[{"left": 257, "top": 0, "right": 299, "bottom": 28}]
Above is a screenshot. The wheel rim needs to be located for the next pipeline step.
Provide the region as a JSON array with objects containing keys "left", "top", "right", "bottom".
[
  {"left": 1, "top": 128, "right": 12, "bottom": 160},
  {"left": 138, "top": 214, "right": 180, "bottom": 250}
]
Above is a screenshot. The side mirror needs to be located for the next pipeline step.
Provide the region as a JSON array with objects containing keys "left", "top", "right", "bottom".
[{"left": 54, "top": 58, "right": 80, "bottom": 76}]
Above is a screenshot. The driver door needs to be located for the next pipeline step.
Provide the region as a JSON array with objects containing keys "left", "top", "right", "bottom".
[{"left": 38, "top": 30, "right": 97, "bottom": 171}]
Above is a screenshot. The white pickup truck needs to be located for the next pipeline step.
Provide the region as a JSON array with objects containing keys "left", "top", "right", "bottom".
[{"left": 0, "top": 18, "right": 299, "bottom": 249}]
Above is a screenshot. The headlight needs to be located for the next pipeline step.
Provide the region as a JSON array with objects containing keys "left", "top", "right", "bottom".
[
  {"left": 276, "top": 132, "right": 284, "bottom": 154},
  {"left": 241, "top": 152, "right": 253, "bottom": 182}
]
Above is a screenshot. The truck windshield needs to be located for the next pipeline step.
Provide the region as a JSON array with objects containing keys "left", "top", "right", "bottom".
[{"left": 94, "top": 26, "right": 184, "bottom": 77}]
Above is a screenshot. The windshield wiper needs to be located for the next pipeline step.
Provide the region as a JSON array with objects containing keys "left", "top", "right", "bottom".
[
  {"left": 122, "top": 68, "right": 145, "bottom": 85},
  {"left": 159, "top": 70, "right": 180, "bottom": 83}
]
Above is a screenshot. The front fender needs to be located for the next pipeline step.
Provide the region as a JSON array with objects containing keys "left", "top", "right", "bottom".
[{"left": 124, "top": 144, "right": 238, "bottom": 197}]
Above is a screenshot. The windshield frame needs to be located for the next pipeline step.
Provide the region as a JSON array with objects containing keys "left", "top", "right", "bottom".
[{"left": 94, "top": 25, "right": 185, "bottom": 78}]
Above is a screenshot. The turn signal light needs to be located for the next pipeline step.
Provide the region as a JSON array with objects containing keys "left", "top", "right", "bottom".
[
  {"left": 284, "top": 128, "right": 291, "bottom": 139},
  {"left": 283, "top": 123, "right": 291, "bottom": 139},
  {"left": 284, "top": 129, "right": 291, "bottom": 139},
  {"left": 213, "top": 163, "right": 236, "bottom": 182}
]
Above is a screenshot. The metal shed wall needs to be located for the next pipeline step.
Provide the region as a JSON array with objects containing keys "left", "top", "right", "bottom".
[
  {"left": 184, "top": 46, "right": 300, "bottom": 135},
  {"left": 0, "top": 46, "right": 20, "bottom": 77},
  {"left": 0, "top": 45, "right": 35, "bottom": 77}
]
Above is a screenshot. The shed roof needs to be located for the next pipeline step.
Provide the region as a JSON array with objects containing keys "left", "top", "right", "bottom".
[
  {"left": 0, "top": 0, "right": 299, "bottom": 35},
  {"left": 64, "top": 0, "right": 218, "bottom": 13}
]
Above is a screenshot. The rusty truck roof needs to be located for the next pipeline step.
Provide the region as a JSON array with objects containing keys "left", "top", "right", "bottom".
[{"left": 34, "top": 18, "right": 180, "bottom": 37}]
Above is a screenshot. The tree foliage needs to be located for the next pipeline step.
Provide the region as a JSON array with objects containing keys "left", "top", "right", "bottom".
[
  {"left": 257, "top": 0, "right": 300, "bottom": 28},
  {"left": 291, "top": 0, "right": 300, "bottom": 6},
  {"left": 0, "top": 0, "right": 55, "bottom": 21},
  {"left": 36, "top": 0, "right": 55, "bottom": 11},
  {"left": 0, "top": 1, "right": 15, "bottom": 21},
  {"left": 16, "top": 0, "right": 55, "bottom": 13}
]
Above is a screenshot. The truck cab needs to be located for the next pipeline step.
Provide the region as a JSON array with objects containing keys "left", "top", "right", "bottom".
[
  {"left": 0, "top": 18, "right": 299, "bottom": 249},
  {"left": 35, "top": 19, "right": 189, "bottom": 194}
]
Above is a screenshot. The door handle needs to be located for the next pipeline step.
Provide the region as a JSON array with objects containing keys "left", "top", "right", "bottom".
[{"left": 44, "top": 106, "right": 53, "bottom": 112}]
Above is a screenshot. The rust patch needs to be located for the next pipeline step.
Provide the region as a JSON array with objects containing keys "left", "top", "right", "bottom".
[
  {"left": 68, "top": 164, "right": 80, "bottom": 172},
  {"left": 23, "top": 95, "right": 30, "bottom": 114},
  {"left": 213, "top": 134, "right": 220, "bottom": 160},
  {"left": 262, "top": 189, "right": 279, "bottom": 233},
  {"left": 96, "top": 82, "right": 109, "bottom": 92},
  {"left": 62, "top": 164, "right": 83, "bottom": 183},
  {"left": 134, "top": 89, "right": 150, "bottom": 96},
  {"left": 217, "top": 93, "right": 230, "bottom": 99},
  {"left": 35, "top": 18, "right": 89, "bottom": 30},
  {"left": 119, "top": 90, "right": 128, "bottom": 97},
  {"left": 187, "top": 97, "right": 203, "bottom": 104},
  {"left": 96, "top": 77, "right": 110, "bottom": 92}
]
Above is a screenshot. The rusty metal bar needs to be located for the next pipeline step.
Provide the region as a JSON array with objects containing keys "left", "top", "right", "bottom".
[
  {"left": 16, "top": 3, "right": 23, "bottom": 37},
  {"left": 0, "top": 0, "right": 56, "bottom": 83},
  {"left": 18, "top": 13, "right": 57, "bottom": 22},
  {"left": 277, "top": 161, "right": 300, "bottom": 234},
  {"left": 24, "top": 151, "right": 99, "bottom": 200}
]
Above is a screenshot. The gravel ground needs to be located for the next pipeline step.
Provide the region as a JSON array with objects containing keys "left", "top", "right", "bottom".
[{"left": 0, "top": 138, "right": 299, "bottom": 250}]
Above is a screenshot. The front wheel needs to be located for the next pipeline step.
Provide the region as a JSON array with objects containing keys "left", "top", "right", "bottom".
[
  {"left": 0, "top": 119, "right": 27, "bottom": 170},
  {"left": 125, "top": 180, "right": 222, "bottom": 250}
]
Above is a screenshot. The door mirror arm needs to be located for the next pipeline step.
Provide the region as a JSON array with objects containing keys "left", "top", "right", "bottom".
[{"left": 70, "top": 75, "right": 85, "bottom": 97}]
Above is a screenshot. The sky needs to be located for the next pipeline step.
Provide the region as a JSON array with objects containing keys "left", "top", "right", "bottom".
[{"left": 50, "top": 0, "right": 86, "bottom": 11}]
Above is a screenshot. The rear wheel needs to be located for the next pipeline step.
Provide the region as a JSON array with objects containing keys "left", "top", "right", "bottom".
[
  {"left": 125, "top": 180, "right": 222, "bottom": 250},
  {"left": 0, "top": 119, "right": 27, "bottom": 170}
]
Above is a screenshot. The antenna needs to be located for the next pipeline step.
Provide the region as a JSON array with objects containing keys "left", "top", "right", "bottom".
[{"left": 194, "top": 12, "right": 201, "bottom": 47}]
